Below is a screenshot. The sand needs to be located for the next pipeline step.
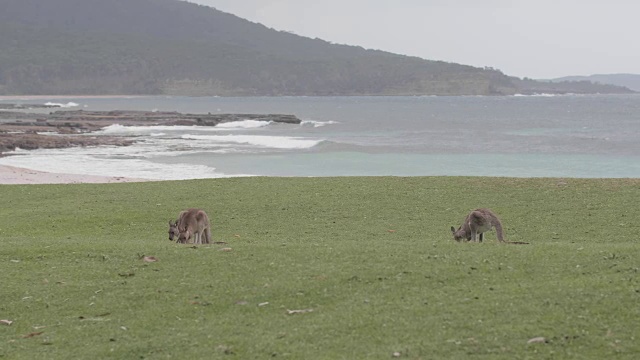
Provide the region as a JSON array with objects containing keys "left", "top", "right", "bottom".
[{"left": 0, "top": 165, "right": 150, "bottom": 184}]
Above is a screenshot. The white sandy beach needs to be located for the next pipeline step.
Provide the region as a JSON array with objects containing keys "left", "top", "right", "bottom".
[{"left": 0, "top": 165, "right": 150, "bottom": 184}]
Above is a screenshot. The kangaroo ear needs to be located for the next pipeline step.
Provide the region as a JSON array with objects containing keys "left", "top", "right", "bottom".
[{"left": 450, "top": 226, "right": 456, "bottom": 234}]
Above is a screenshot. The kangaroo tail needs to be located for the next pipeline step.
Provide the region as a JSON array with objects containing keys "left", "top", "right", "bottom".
[
  {"left": 204, "top": 227, "right": 211, "bottom": 244},
  {"left": 493, "top": 219, "right": 506, "bottom": 242}
]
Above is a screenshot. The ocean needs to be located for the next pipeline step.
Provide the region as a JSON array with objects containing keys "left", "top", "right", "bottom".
[{"left": 1, "top": 94, "right": 639, "bottom": 179}]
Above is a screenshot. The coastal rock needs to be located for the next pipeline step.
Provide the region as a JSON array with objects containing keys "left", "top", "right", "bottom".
[
  {"left": 0, "top": 108, "right": 302, "bottom": 154},
  {"left": 0, "top": 133, "right": 135, "bottom": 154},
  {"left": 46, "top": 110, "right": 302, "bottom": 127}
]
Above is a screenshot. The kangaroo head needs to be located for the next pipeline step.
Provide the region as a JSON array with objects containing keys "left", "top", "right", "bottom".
[
  {"left": 168, "top": 220, "right": 180, "bottom": 241},
  {"left": 451, "top": 226, "right": 468, "bottom": 242}
]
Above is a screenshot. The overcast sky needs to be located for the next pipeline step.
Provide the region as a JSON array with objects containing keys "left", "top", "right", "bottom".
[{"left": 186, "top": 0, "right": 640, "bottom": 79}]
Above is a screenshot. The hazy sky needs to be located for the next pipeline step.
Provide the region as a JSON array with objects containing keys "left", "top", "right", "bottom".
[{"left": 186, "top": 0, "right": 640, "bottom": 79}]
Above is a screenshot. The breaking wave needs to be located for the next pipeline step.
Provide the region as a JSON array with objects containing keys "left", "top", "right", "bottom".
[
  {"left": 0, "top": 114, "right": 334, "bottom": 179},
  {"left": 215, "top": 120, "right": 273, "bottom": 129},
  {"left": 44, "top": 102, "right": 80, "bottom": 108},
  {"left": 1, "top": 147, "right": 237, "bottom": 180},
  {"left": 181, "top": 134, "right": 324, "bottom": 150},
  {"left": 301, "top": 120, "right": 339, "bottom": 127},
  {"left": 96, "top": 119, "right": 282, "bottom": 135}
]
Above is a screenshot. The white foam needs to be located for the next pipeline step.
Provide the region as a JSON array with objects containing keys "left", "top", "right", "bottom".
[
  {"left": 44, "top": 102, "right": 80, "bottom": 108},
  {"left": 95, "top": 124, "right": 180, "bottom": 135},
  {"left": 0, "top": 118, "right": 327, "bottom": 180},
  {"left": 36, "top": 131, "right": 60, "bottom": 136},
  {"left": 95, "top": 121, "right": 272, "bottom": 136},
  {"left": 301, "top": 120, "right": 339, "bottom": 127},
  {"left": 95, "top": 124, "right": 220, "bottom": 136},
  {"left": 513, "top": 93, "right": 558, "bottom": 97},
  {"left": 0, "top": 146, "right": 240, "bottom": 180},
  {"left": 181, "top": 134, "right": 323, "bottom": 149},
  {"left": 140, "top": 137, "right": 242, "bottom": 156},
  {"left": 215, "top": 120, "right": 272, "bottom": 129},
  {"left": 95, "top": 119, "right": 329, "bottom": 136}
]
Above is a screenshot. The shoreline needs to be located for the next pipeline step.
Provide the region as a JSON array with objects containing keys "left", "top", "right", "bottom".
[
  {"left": 0, "top": 164, "right": 151, "bottom": 185},
  {"left": 0, "top": 95, "right": 148, "bottom": 100},
  {"left": 0, "top": 107, "right": 303, "bottom": 155}
]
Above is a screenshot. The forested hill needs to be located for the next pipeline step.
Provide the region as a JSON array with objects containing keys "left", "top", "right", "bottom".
[
  {"left": 0, "top": 0, "right": 633, "bottom": 96},
  {"left": 551, "top": 74, "right": 640, "bottom": 92}
]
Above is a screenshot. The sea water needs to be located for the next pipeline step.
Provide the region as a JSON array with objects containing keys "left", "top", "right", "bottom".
[{"left": 1, "top": 95, "right": 639, "bottom": 179}]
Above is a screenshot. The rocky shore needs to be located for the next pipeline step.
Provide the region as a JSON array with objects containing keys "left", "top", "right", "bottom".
[{"left": 0, "top": 105, "right": 302, "bottom": 155}]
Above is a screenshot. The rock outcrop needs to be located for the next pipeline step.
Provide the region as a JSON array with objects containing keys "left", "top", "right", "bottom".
[{"left": 0, "top": 107, "right": 302, "bottom": 155}]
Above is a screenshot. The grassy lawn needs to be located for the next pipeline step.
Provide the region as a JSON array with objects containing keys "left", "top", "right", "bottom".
[{"left": 1, "top": 176, "right": 639, "bottom": 359}]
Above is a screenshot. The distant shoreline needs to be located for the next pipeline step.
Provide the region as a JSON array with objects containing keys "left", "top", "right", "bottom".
[
  {"left": 2, "top": 93, "right": 639, "bottom": 101},
  {"left": 0, "top": 95, "right": 148, "bottom": 100}
]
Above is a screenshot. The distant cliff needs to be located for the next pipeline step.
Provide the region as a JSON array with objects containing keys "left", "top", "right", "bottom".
[{"left": 0, "top": 0, "right": 634, "bottom": 96}]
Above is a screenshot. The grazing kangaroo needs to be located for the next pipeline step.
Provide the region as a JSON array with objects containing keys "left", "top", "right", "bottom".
[
  {"left": 176, "top": 208, "right": 212, "bottom": 245},
  {"left": 168, "top": 210, "right": 189, "bottom": 241},
  {"left": 451, "top": 208, "right": 505, "bottom": 243}
]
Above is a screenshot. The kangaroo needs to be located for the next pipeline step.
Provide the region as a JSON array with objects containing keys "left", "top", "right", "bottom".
[
  {"left": 451, "top": 208, "right": 505, "bottom": 243},
  {"left": 168, "top": 210, "right": 188, "bottom": 241},
  {"left": 176, "top": 208, "right": 211, "bottom": 245}
]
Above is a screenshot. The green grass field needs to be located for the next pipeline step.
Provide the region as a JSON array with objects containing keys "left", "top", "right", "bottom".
[{"left": 1, "top": 177, "right": 639, "bottom": 359}]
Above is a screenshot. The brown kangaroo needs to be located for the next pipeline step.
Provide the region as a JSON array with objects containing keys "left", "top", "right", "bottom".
[
  {"left": 451, "top": 208, "right": 505, "bottom": 243},
  {"left": 176, "top": 208, "right": 211, "bottom": 245},
  {"left": 168, "top": 210, "right": 189, "bottom": 241}
]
